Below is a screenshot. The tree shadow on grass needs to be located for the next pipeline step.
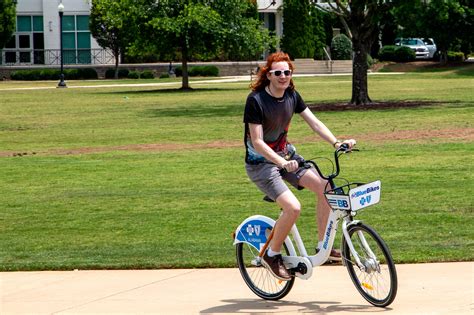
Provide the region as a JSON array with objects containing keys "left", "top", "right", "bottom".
[
  {"left": 94, "top": 87, "right": 244, "bottom": 95},
  {"left": 142, "top": 103, "right": 243, "bottom": 118}
]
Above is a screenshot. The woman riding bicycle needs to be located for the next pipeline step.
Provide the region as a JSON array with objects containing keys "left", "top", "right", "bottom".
[{"left": 243, "top": 51, "right": 356, "bottom": 281}]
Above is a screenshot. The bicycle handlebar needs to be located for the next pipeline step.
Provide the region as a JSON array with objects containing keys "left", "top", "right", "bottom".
[{"left": 279, "top": 143, "right": 358, "bottom": 182}]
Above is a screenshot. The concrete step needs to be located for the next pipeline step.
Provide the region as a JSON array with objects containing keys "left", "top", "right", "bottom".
[{"left": 293, "top": 59, "right": 352, "bottom": 74}]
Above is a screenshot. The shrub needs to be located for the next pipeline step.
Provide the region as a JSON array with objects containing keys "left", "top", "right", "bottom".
[
  {"left": 201, "top": 65, "right": 219, "bottom": 76},
  {"left": 331, "top": 34, "right": 352, "bottom": 60},
  {"left": 447, "top": 51, "right": 464, "bottom": 62},
  {"left": 395, "top": 46, "right": 416, "bottom": 62},
  {"left": 11, "top": 70, "right": 39, "bottom": 80},
  {"left": 10, "top": 68, "right": 98, "bottom": 80},
  {"left": 159, "top": 73, "right": 170, "bottom": 79},
  {"left": 378, "top": 45, "right": 397, "bottom": 61},
  {"left": 77, "top": 68, "right": 98, "bottom": 79},
  {"left": 105, "top": 69, "right": 115, "bottom": 79},
  {"left": 140, "top": 70, "right": 155, "bottom": 79},
  {"left": 174, "top": 65, "right": 219, "bottom": 77},
  {"left": 188, "top": 67, "right": 199, "bottom": 76},
  {"left": 63, "top": 69, "right": 79, "bottom": 80},
  {"left": 39, "top": 69, "right": 59, "bottom": 80},
  {"left": 105, "top": 68, "right": 129, "bottom": 79},
  {"left": 379, "top": 45, "right": 415, "bottom": 62},
  {"left": 174, "top": 66, "right": 182, "bottom": 77},
  {"left": 367, "top": 54, "right": 374, "bottom": 68},
  {"left": 127, "top": 71, "right": 140, "bottom": 79}
]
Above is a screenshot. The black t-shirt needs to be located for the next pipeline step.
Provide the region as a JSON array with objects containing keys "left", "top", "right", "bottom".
[{"left": 243, "top": 88, "right": 307, "bottom": 164}]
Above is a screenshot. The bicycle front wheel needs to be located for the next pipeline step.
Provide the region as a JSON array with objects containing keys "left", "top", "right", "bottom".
[
  {"left": 236, "top": 242, "right": 294, "bottom": 300},
  {"left": 342, "top": 223, "right": 397, "bottom": 307}
]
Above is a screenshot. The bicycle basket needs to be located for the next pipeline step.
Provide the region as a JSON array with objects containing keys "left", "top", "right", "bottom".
[{"left": 324, "top": 180, "right": 381, "bottom": 211}]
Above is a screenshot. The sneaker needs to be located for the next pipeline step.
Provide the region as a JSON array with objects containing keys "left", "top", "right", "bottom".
[
  {"left": 329, "top": 249, "right": 342, "bottom": 262},
  {"left": 261, "top": 250, "right": 291, "bottom": 281},
  {"left": 315, "top": 247, "right": 343, "bottom": 263}
]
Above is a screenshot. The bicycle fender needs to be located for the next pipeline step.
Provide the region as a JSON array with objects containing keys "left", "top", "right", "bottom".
[
  {"left": 233, "top": 215, "right": 296, "bottom": 255},
  {"left": 346, "top": 220, "right": 362, "bottom": 228}
]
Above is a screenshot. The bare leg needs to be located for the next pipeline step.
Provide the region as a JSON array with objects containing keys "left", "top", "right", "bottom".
[
  {"left": 270, "top": 190, "right": 301, "bottom": 252},
  {"left": 298, "top": 170, "right": 331, "bottom": 242}
]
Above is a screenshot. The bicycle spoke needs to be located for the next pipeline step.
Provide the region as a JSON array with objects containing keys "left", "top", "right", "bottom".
[
  {"left": 343, "top": 223, "right": 397, "bottom": 307},
  {"left": 236, "top": 242, "right": 295, "bottom": 299}
]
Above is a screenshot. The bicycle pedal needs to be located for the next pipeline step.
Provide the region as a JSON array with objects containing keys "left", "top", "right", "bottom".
[
  {"left": 290, "top": 262, "right": 308, "bottom": 275},
  {"left": 251, "top": 257, "right": 262, "bottom": 267}
]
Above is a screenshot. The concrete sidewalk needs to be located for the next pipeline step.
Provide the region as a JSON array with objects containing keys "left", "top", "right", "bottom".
[{"left": 1, "top": 262, "right": 472, "bottom": 314}]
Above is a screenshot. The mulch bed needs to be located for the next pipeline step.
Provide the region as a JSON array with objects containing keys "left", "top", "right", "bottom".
[{"left": 307, "top": 100, "right": 448, "bottom": 111}]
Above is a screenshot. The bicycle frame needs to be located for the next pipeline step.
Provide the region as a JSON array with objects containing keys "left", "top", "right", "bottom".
[
  {"left": 234, "top": 208, "right": 373, "bottom": 280},
  {"left": 235, "top": 186, "right": 381, "bottom": 279},
  {"left": 234, "top": 146, "right": 382, "bottom": 279}
]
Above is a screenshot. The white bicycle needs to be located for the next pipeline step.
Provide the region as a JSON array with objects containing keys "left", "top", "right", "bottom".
[{"left": 233, "top": 145, "right": 397, "bottom": 307}]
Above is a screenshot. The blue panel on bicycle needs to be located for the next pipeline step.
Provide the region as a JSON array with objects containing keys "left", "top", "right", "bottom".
[{"left": 235, "top": 220, "right": 273, "bottom": 251}]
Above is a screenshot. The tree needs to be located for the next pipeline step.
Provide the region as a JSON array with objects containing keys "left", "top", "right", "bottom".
[
  {"left": 213, "top": 0, "right": 276, "bottom": 61},
  {"left": 0, "top": 0, "right": 16, "bottom": 50},
  {"left": 128, "top": 0, "right": 274, "bottom": 90},
  {"left": 90, "top": 0, "right": 136, "bottom": 79},
  {"left": 282, "top": 0, "right": 324, "bottom": 59},
  {"left": 313, "top": 0, "right": 392, "bottom": 105},
  {"left": 393, "top": 0, "right": 473, "bottom": 64}
]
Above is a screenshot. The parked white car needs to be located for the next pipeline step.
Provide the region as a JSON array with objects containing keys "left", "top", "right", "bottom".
[
  {"left": 421, "top": 38, "right": 437, "bottom": 59},
  {"left": 395, "top": 38, "right": 430, "bottom": 59}
]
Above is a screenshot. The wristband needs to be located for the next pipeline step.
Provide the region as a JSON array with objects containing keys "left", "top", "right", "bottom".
[{"left": 333, "top": 140, "right": 341, "bottom": 148}]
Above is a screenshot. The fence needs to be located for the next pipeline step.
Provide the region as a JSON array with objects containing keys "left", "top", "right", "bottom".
[{"left": 0, "top": 48, "right": 115, "bottom": 66}]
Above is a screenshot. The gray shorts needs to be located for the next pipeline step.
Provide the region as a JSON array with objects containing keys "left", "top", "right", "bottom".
[{"left": 245, "top": 154, "right": 313, "bottom": 201}]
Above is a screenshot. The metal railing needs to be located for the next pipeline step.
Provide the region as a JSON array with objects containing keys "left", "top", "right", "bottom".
[
  {"left": 322, "top": 46, "right": 333, "bottom": 73},
  {"left": 0, "top": 48, "right": 115, "bottom": 66}
]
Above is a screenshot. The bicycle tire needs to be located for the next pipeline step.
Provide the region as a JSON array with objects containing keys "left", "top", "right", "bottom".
[
  {"left": 341, "top": 222, "right": 397, "bottom": 307},
  {"left": 236, "top": 242, "right": 295, "bottom": 300}
]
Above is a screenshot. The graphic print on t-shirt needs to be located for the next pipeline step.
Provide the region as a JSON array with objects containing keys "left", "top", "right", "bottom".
[{"left": 243, "top": 89, "right": 307, "bottom": 164}]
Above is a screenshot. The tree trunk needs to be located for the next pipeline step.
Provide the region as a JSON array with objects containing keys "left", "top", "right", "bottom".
[
  {"left": 351, "top": 39, "right": 372, "bottom": 105},
  {"left": 181, "top": 45, "right": 191, "bottom": 90},
  {"left": 114, "top": 47, "right": 119, "bottom": 80},
  {"left": 439, "top": 50, "right": 448, "bottom": 65}
]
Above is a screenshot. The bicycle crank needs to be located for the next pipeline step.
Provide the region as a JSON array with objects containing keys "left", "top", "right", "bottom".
[{"left": 283, "top": 256, "right": 313, "bottom": 280}]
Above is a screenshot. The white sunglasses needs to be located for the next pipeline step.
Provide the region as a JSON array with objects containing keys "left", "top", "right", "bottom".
[{"left": 269, "top": 69, "right": 292, "bottom": 76}]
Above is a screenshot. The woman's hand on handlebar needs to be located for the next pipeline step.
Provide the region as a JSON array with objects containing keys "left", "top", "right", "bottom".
[
  {"left": 335, "top": 139, "right": 357, "bottom": 151},
  {"left": 279, "top": 159, "right": 299, "bottom": 173}
]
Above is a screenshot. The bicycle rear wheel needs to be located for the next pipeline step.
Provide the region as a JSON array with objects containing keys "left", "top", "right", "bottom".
[
  {"left": 236, "top": 242, "right": 294, "bottom": 300},
  {"left": 342, "top": 223, "right": 397, "bottom": 307}
]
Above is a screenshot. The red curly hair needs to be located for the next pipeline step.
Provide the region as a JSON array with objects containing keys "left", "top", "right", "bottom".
[{"left": 250, "top": 51, "right": 295, "bottom": 92}]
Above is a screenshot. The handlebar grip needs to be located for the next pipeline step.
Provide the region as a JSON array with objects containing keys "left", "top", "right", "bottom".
[
  {"left": 278, "top": 160, "right": 307, "bottom": 176},
  {"left": 337, "top": 143, "right": 359, "bottom": 153},
  {"left": 339, "top": 143, "right": 350, "bottom": 151}
]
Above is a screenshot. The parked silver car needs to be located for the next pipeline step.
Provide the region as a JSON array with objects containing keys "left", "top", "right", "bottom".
[
  {"left": 395, "top": 38, "right": 430, "bottom": 59},
  {"left": 421, "top": 38, "right": 437, "bottom": 59}
]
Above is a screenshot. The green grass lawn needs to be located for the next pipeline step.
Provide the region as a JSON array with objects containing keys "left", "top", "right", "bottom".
[{"left": 0, "top": 64, "right": 473, "bottom": 270}]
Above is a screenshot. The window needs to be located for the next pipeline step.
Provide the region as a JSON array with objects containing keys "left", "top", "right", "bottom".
[
  {"left": 268, "top": 13, "right": 276, "bottom": 32},
  {"left": 62, "top": 15, "right": 91, "bottom": 64},
  {"left": 2, "top": 16, "right": 44, "bottom": 64},
  {"left": 17, "top": 16, "right": 32, "bottom": 32}
]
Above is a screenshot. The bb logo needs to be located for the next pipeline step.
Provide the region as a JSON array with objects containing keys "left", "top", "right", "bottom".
[{"left": 338, "top": 200, "right": 349, "bottom": 208}]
